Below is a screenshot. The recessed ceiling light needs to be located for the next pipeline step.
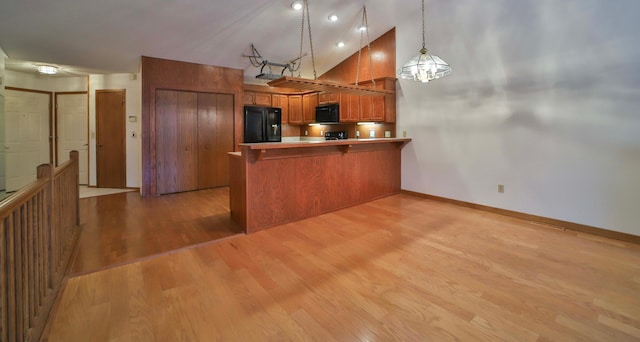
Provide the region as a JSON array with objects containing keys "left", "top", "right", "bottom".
[
  {"left": 337, "top": 42, "right": 345, "bottom": 48},
  {"left": 328, "top": 14, "right": 338, "bottom": 22},
  {"left": 357, "top": 24, "right": 367, "bottom": 32},
  {"left": 291, "top": 1, "right": 303, "bottom": 10},
  {"left": 37, "top": 65, "right": 58, "bottom": 75}
]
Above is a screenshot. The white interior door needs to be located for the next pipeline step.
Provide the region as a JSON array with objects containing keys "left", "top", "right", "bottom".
[
  {"left": 4, "top": 90, "right": 50, "bottom": 192},
  {"left": 57, "top": 93, "right": 88, "bottom": 184}
]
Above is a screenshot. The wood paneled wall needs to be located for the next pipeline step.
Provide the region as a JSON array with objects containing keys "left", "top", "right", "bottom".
[
  {"left": 141, "top": 56, "right": 243, "bottom": 197},
  {"left": 319, "top": 28, "right": 396, "bottom": 84}
]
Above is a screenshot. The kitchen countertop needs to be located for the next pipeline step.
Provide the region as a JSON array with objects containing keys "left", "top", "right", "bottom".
[{"left": 238, "top": 138, "right": 411, "bottom": 151}]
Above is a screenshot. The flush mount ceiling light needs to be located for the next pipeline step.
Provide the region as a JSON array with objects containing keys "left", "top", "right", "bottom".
[
  {"left": 37, "top": 65, "right": 58, "bottom": 75},
  {"left": 399, "top": 0, "right": 451, "bottom": 83},
  {"left": 291, "top": 1, "right": 303, "bottom": 10},
  {"left": 328, "top": 14, "right": 338, "bottom": 22}
]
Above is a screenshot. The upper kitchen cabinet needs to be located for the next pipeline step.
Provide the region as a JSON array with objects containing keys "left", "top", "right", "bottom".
[
  {"left": 358, "top": 77, "right": 396, "bottom": 123},
  {"left": 318, "top": 92, "right": 338, "bottom": 104},
  {"left": 243, "top": 91, "right": 272, "bottom": 106},
  {"left": 302, "top": 93, "right": 318, "bottom": 124},
  {"left": 271, "top": 94, "right": 289, "bottom": 124},
  {"left": 339, "top": 93, "right": 359, "bottom": 123},
  {"left": 288, "top": 95, "right": 303, "bottom": 125}
]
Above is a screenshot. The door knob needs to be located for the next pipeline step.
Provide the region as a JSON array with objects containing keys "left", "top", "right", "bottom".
[
  {"left": 98, "top": 144, "right": 103, "bottom": 147},
  {"left": 185, "top": 146, "right": 190, "bottom": 151}
]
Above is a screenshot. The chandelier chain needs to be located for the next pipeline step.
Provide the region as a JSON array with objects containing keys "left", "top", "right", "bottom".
[
  {"left": 355, "top": 6, "right": 375, "bottom": 86},
  {"left": 298, "top": 2, "right": 305, "bottom": 77},
  {"left": 421, "top": 0, "right": 426, "bottom": 51},
  {"left": 305, "top": 0, "right": 317, "bottom": 79},
  {"left": 365, "top": 6, "right": 375, "bottom": 86},
  {"left": 356, "top": 11, "right": 363, "bottom": 85}
]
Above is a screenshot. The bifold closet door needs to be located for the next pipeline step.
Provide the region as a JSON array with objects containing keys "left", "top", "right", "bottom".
[
  {"left": 156, "top": 90, "right": 198, "bottom": 194},
  {"left": 197, "top": 93, "right": 233, "bottom": 189}
]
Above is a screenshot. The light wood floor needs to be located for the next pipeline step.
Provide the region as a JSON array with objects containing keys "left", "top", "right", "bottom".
[
  {"left": 45, "top": 193, "right": 640, "bottom": 341},
  {"left": 69, "top": 187, "right": 243, "bottom": 275}
]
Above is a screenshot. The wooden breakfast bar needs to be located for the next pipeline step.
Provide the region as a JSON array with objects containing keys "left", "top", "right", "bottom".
[{"left": 228, "top": 138, "right": 411, "bottom": 233}]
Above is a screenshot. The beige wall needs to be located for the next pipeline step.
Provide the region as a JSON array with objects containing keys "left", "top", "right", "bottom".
[
  {"left": 89, "top": 73, "right": 142, "bottom": 188},
  {"left": 396, "top": 0, "right": 640, "bottom": 236}
]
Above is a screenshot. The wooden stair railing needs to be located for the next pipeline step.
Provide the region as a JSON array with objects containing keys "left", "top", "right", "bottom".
[{"left": 0, "top": 151, "right": 81, "bottom": 342}]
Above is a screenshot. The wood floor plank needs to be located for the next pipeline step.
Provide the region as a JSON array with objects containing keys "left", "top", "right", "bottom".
[
  {"left": 44, "top": 193, "right": 640, "bottom": 341},
  {"left": 69, "top": 187, "right": 242, "bottom": 275}
]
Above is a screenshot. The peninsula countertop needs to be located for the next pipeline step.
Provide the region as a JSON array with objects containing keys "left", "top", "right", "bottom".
[{"left": 237, "top": 137, "right": 411, "bottom": 151}]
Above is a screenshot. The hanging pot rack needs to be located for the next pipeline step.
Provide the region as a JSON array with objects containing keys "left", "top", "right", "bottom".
[
  {"left": 267, "top": 76, "right": 393, "bottom": 95},
  {"left": 267, "top": 1, "right": 393, "bottom": 96}
]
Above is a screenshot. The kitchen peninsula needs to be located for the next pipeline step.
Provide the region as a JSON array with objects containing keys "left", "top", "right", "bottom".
[{"left": 229, "top": 138, "right": 411, "bottom": 233}]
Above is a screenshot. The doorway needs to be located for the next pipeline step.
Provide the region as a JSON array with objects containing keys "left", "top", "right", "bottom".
[
  {"left": 95, "top": 89, "right": 126, "bottom": 188},
  {"left": 56, "top": 92, "right": 89, "bottom": 184},
  {"left": 4, "top": 88, "right": 52, "bottom": 192}
]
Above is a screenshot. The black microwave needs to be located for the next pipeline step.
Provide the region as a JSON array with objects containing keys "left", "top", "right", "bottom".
[{"left": 315, "top": 103, "right": 340, "bottom": 123}]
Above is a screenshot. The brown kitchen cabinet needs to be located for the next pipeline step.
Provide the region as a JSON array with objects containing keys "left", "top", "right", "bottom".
[
  {"left": 318, "top": 92, "right": 338, "bottom": 104},
  {"left": 243, "top": 91, "right": 272, "bottom": 106},
  {"left": 271, "top": 94, "right": 289, "bottom": 124},
  {"left": 339, "top": 93, "right": 359, "bottom": 122},
  {"left": 303, "top": 93, "right": 318, "bottom": 123},
  {"left": 288, "top": 95, "right": 303, "bottom": 124},
  {"left": 359, "top": 94, "right": 384, "bottom": 122},
  {"left": 359, "top": 78, "right": 396, "bottom": 123}
]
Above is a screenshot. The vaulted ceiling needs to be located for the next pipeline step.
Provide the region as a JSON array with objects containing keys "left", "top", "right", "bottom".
[{"left": 0, "top": 0, "right": 413, "bottom": 82}]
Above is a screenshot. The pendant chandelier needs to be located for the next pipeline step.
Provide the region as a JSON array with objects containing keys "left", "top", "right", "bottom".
[{"left": 399, "top": 0, "right": 451, "bottom": 83}]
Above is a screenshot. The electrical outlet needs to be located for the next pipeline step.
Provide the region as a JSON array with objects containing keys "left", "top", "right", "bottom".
[
  {"left": 304, "top": 130, "right": 308, "bottom": 136},
  {"left": 498, "top": 184, "right": 504, "bottom": 193},
  {"left": 403, "top": 131, "right": 407, "bottom": 138}
]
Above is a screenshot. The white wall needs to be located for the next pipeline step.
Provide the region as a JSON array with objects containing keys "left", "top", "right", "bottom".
[
  {"left": 397, "top": 0, "right": 640, "bottom": 236},
  {"left": 2, "top": 71, "right": 141, "bottom": 189},
  {"left": 89, "top": 73, "right": 141, "bottom": 188}
]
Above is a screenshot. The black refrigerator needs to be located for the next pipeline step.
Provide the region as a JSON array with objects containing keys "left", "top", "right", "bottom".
[{"left": 243, "top": 106, "right": 282, "bottom": 143}]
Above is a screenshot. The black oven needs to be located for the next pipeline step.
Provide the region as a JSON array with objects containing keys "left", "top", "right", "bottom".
[{"left": 315, "top": 103, "right": 340, "bottom": 123}]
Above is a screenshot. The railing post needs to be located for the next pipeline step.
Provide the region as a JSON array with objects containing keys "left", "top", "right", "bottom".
[
  {"left": 70, "top": 150, "right": 80, "bottom": 226},
  {"left": 36, "top": 164, "right": 53, "bottom": 289}
]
